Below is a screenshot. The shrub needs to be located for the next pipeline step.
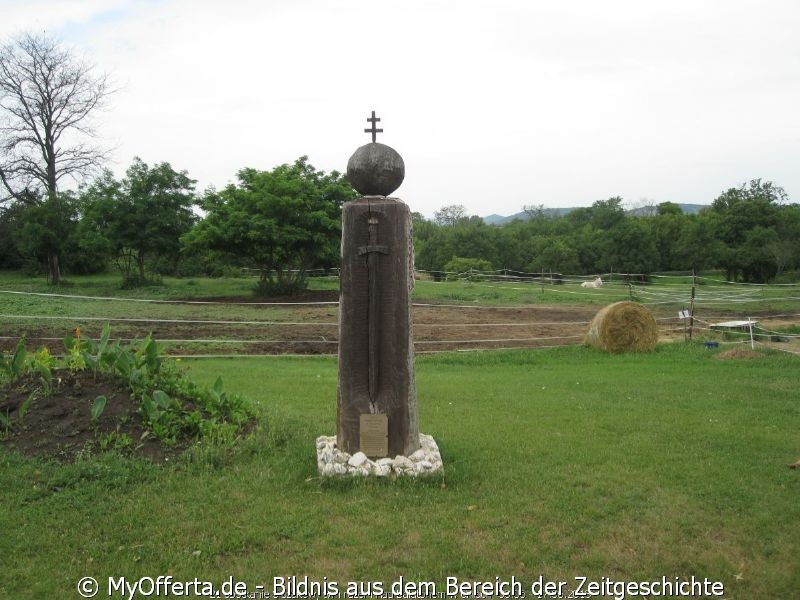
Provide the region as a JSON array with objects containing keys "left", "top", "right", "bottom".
[{"left": 443, "top": 257, "right": 494, "bottom": 281}]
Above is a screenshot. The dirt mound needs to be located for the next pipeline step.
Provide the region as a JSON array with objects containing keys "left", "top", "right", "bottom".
[
  {"left": 714, "top": 347, "right": 764, "bottom": 360},
  {"left": 1, "top": 371, "right": 191, "bottom": 462}
]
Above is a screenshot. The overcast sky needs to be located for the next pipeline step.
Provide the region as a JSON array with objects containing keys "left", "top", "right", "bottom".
[{"left": 3, "top": 0, "right": 799, "bottom": 218}]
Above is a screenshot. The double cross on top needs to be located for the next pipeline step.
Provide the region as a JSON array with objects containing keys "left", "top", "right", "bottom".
[{"left": 364, "top": 110, "right": 383, "bottom": 142}]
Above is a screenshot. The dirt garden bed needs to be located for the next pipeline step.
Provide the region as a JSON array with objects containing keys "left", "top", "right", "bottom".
[
  {"left": 0, "top": 370, "right": 188, "bottom": 462},
  {"left": 0, "top": 291, "right": 795, "bottom": 355},
  {"left": 1, "top": 330, "right": 255, "bottom": 462}
]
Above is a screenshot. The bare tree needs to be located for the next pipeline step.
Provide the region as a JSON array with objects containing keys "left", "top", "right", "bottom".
[
  {"left": 523, "top": 204, "right": 548, "bottom": 220},
  {"left": 626, "top": 197, "right": 659, "bottom": 217},
  {"left": 0, "top": 32, "right": 111, "bottom": 282},
  {"left": 433, "top": 204, "right": 468, "bottom": 227}
]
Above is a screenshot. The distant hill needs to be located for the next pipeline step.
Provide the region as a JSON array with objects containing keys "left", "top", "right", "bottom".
[
  {"left": 675, "top": 203, "right": 708, "bottom": 214},
  {"left": 483, "top": 204, "right": 708, "bottom": 225},
  {"left": 483, "top": 211, "right": 527, "bottom": 225}
]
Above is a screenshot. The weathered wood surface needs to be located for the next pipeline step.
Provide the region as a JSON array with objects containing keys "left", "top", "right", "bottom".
[{"left": 337, "top": 197, "right": 419, "bottom": 456}]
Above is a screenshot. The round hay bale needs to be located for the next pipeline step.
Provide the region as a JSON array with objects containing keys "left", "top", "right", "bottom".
[{"left": 585, "top": 301, "right": 658, "bottom": 353}]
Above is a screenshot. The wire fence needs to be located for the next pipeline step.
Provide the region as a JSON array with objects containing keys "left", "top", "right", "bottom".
[{"left": 1, "top": 271, "right": 798, "bottom": 358}]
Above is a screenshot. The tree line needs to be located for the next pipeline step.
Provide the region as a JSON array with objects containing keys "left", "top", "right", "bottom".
[
  {"left": 0, "top": 155, "right": 355, "bottom": 293},
  {"left": 4, "top": 164, "right": 795, "bottom": 291},
  {"left": 415, "top": 181, "right": 800, "bottom": 284}
]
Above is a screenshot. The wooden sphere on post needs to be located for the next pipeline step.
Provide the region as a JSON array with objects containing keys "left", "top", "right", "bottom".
[{"left": 346, "top": 142, "right": 405, "bottom": 197}]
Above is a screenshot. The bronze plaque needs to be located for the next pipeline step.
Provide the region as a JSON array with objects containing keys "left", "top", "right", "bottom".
[{"left": 360, "top": 413, "right": 388, "bottom": 458}]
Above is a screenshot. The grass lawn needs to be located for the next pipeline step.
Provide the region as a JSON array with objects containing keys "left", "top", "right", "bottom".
[
  {"left": 1, "top": 343, "right": 798, "bottom": 598},
  {"left": 2, "top": 269, "right": 796, "bottom": 313}
]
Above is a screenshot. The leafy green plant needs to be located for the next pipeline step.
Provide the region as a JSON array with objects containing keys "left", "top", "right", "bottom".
[
  {"left": 206, "top": 376, "right": 246, "bottom": 422},
  {"left": 82, "top": 323, "right": 112, "bottom": 380},
  {"left": 443, "top": 256, "right": 494, "bottom": 280},
  {"left": 17, "top": 391, "right": 36, "bottom": 424},
  {"left": 26, "top": 347, "right": 53, "bottom": 394},
  {"left": 98, "top": 431, "right": 133, "bottom": 452},
  {"left": 90, "top": 395, "right": 108, "bottom": 424},
  {"left": 63, "top": 327, "right": 87, "bottom": 372},
  {"left": 0, "top": 337, "right": 27, "bottom": 381},
  {"left": 138, "top": 389, "right": 185, "bottom": 444},
  {"left": 0, "top": 409, "right": 12, "bottom": 438},
  {"left": 0, "top": 337, "right": 52, "bottom": 393}
]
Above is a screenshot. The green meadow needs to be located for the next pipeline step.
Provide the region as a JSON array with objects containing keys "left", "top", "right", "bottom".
[{"left": 2, "top": 342, "right": 799, "bottom": 598}]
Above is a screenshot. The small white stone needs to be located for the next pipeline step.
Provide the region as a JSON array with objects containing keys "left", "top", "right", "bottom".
[
  {"left": 333, "top": 463, "right": 347, "bottom": 475},
  {"left": 375, "top": 464, "right": 391, "bottom": 477},
  {"left": 393, "top": 456, "right": 414, "bottom": 470},
  {"left": 419, "top": 460, "right": 434, "bottom": 470},
  {"left": 348, "top": 452, "right": 368, "bottom": 467},
  {"left": 335, "top": 452, "right": 350, "bottom": 464},
  {"left": 409, "top": 449, "right": 427, "bottom": 462},
  {"left": 376, "top": 458, "right": 394, "bottom": 467}
]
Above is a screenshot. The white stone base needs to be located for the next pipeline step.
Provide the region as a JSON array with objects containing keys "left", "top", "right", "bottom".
[{"left": 315, "top": 433, "right": 443, "bottom": 478}]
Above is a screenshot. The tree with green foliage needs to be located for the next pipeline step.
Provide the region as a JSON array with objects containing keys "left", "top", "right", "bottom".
[
  {"left": 15, "top": 193, "right": 78, "bottom": 277},
  {"left": 0, "top": 201, "right": 25, "bottom": 269},
  {"left": 597, "top": 217, "right": 660, "bottom": 278},
  {"left": 589, "top": 197, "right": 627, "bottom": 230},
  {"left": 671, "top": 215, "right": 722, "bottom": 273},
  {"left": 7, "top": 193, "right": 105, "bottom": 276},
  {"left": 712, "top": 178, "right": 787, "bottom": 210},
  {"left": 79, "top": 158, "right": 196, "bottom": 286},
  {"left": 652, "top": 208, "right": 689, "bottom": 271},
  {"left": 771, "top": 204, "right": 800, "bottom": 278},
  {"left": 740, "top": 226, "right": 781, "bottom": 283},
  {"left": 184, "top": 157, "right": 355, "bottom": 296},
  {"left": 657, "top": 201, "right": 683, "bottom": 216},
  {"left": 710, "top": 179, "right": 784, "bottom": 281},
  {"left": 526, "top": 236, "right": 581, "bottom": 275},
  {"left": 415, "top": 225, "right": 456, "bottom": 277}
]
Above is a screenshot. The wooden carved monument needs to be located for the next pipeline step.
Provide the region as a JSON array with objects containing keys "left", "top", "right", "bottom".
[{"left": 337, "top": 111, "right": 420, "bottom": 457}]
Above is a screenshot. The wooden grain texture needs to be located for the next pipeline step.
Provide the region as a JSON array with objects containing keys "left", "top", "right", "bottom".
[{"left": 337, "top": 197, "right": 419, "bottom": 456}]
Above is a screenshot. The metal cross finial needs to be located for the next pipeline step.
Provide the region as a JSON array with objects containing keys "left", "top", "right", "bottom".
[{"left": 364, "top": 110, "right": 383, "bottom": 142}]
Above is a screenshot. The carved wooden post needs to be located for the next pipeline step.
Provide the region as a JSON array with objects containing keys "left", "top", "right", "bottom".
[{"left": 337, "top": 112, "right": 420, "bottom": 457}]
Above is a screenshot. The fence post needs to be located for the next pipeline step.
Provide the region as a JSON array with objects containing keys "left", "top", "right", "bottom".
[{"left": 689, "top": 269, "right": 697, "bottom": 341}]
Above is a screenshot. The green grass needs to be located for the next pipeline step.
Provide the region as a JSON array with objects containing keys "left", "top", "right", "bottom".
[
  {"left": 0, "top": 270, "right": 340, "bottom": 300},
  {"left": 1, "top": 343, "right": 798, "bottom": 597},
  {"left": 2, "top": 269, "right": 797, "bottom": 313}
]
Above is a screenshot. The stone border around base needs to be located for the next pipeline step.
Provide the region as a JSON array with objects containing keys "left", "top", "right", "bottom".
[{"left": 316, "top": 433, "right": 443, "bottom": 477}]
